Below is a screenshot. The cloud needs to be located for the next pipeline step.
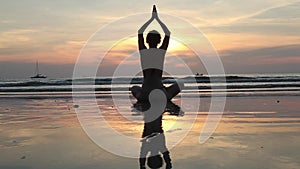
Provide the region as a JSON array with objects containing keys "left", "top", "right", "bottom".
[
  {"left": 160, "top": 0, "right": 299, "bottom": 26},
  {"left": 221, "top": 44, "right": 300, "bottom": 59},
  {"left": 202, "top": 1, "right": 300, "bottom": 35},
  {"left": 0, "top": 31, "right": 84, "bottom": 64},
  {"left": 0, "top": 29, "right": 38, "bottom": 47},
  {"left": 220, "top": 44, "right": 300, "bottom": 73},
  {"left": 1, "top": 0, "right": 300, "bottom": 77},
  {"left": 253, "top": 1, "right": 300, "bottom": 19}
]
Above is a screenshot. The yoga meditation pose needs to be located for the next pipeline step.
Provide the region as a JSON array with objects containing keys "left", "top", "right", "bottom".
[{"left": 131, "top": 5, "right": 184, "bottom": 102}]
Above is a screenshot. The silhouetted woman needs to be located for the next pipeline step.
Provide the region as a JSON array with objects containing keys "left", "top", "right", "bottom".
[{"left": 131, "top": 5, "right": 184, "bottom": 102}]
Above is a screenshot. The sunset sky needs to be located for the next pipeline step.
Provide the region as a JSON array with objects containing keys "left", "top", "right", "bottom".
[{"left": 0, "top": 0, "right": 300, "bottom": 78}]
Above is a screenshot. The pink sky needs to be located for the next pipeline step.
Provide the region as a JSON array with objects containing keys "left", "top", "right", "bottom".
[{"left": 0, "top": 0, "right": 299, "bottom": 78}]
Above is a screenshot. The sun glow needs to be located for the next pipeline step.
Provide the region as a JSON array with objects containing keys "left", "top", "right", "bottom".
[
  {"left": 168, "top": 39, "right": 189, "bottom": 52},
  {"left": 109, "top": 37, "right": 189, "bottom": 56}
]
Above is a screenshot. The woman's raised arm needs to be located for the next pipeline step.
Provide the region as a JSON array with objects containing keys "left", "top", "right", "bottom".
[
  {"left": 157, "top": 17, "right": 170, "bottom": 36},
  {"left": 153, "top": 5, "right": 171, "bottom": 50},
  {"left": 138, "top": 17, "right": 154, "bottom": 34},
  {"left": 138, "top": 17, "right": 154, "bottom": 50}
]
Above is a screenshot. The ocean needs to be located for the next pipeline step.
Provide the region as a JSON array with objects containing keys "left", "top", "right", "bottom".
[{"left": 1, "top": 74, "right": 300, "bottom": 98}]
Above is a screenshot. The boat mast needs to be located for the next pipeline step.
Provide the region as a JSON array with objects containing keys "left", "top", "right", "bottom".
[
  {"left": 31, "top": 60, "right": 46, "bottom": 78},
  {"left": 36, "top": 60, "right": 39, "bottom": 75}
]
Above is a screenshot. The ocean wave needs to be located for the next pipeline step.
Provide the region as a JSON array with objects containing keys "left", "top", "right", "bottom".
[
  {"left": 1, "top": 75, "right": 300, "bottom": 87},
  {"left": 1, "top": 84, "right": 300, "bottom": 93}
]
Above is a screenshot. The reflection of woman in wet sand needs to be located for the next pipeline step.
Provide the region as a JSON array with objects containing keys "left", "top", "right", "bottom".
[
  {"left": 131, "top": 5, "right": 184, "bottom": 102},
  {"left": 138, "top": 103, "right": 172, "bottom": 169}
]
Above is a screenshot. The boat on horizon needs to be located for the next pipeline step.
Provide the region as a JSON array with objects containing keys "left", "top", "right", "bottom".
[
  {"left": 195, "top": 72, "right": 204, "bottom": 77},
  {"left": 31, "top": 61, "right": 47, "bottom": 79}
]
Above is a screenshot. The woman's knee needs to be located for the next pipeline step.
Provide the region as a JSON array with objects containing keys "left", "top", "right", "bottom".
[
  {"left": 130, "top": 86, "right": 142, "bottom": 92},
  {"left": 176, "top": 79, "right": 184, "bottom": 91},
  {"left": 130, "top": 86, "right": 142, "bottom": 97}
]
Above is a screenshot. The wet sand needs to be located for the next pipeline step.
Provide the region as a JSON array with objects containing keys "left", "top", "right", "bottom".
[{"left": 0, "top": 96, "right": 300, "bottom": 169}]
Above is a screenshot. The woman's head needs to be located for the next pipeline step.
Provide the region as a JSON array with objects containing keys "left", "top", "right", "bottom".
[
  {"left": 147, "top": 155, "right": 163, "bottom": 169},
  {"left": 146, "top": 30, "right": 161, "bottom": 47}
]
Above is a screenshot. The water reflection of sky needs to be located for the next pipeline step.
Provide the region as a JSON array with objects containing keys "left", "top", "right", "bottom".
[{"left": 0, "top": 96, "right": 300, "bottom": 168}]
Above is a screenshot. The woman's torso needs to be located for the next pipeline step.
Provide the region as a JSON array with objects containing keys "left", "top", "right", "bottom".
[{"left": 139, "top": 48, "right": 166, "bottom": 90}]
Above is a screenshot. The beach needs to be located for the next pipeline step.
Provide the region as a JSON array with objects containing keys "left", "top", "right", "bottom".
[
  {"left": 1, "top": 74, "right": 300, "bottom": 169},
  {"left": 1, "top": 0, "right": 300, "bottom": 168}
]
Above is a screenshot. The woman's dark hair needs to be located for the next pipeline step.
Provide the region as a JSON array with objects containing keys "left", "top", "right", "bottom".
[
  {"left": 147, "top": 155, "right": 163, "bottom": 169},
  {"left": 146, "top": 30, "right": 161, "bottom": 46}
]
